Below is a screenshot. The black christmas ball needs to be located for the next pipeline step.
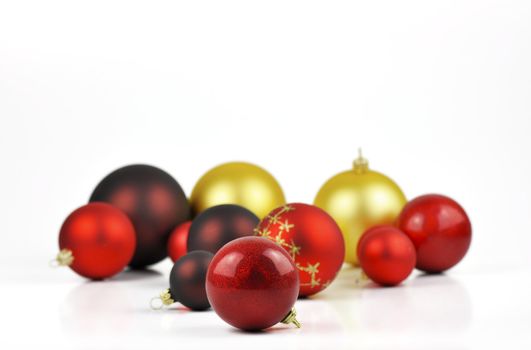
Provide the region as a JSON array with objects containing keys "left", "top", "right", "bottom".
[
  {"left": 187, "top": 204, "right": 259, "bottom": 254},
  {"left": 169, "top": 250, "right": 213, "bottom": 311},
  {"left": 89, "top": 164, "right": 190, "bottom": 268}
]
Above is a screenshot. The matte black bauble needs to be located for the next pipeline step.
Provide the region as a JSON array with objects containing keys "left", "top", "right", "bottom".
[
  {"left": 187, "top": 204, "right": 259, "bottom": 254},
  {"left": 169, "top": 250, "right": 213, "bottom": 310},
  {"left": 89, "top": 164, "right": 190, "bottom": 268}
]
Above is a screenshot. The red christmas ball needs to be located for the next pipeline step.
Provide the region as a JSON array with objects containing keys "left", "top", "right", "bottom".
[
  {"left": 58, "top": 202, "right": 136, "bottom": 280},
  {"left": 167, "top": 221, "right": 191, "bottom": 262},
  {"left": 357, "top": 225, "right": 416, "bottom": 286},
  {"left": 89, "top": 164, "right": 190, "bottom": 268},
  {"left": 206, "top": 236, "right": 300, "bottom": 331},
  {"left": 256, "top": 203, "right": 344, "bottom": 296},
  {"left": 397, "top": 194, "right": 472, "bottom": 273}
]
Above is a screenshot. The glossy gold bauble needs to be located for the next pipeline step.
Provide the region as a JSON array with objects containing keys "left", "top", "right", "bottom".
[
  {"left": 190, "top": 162, "right": 286, "bottom": 219},
  {"left": 314, "top": 151, "right": 407, "bottom": 266}
]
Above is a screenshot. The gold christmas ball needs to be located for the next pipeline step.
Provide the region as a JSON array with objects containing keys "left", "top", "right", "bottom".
[
  {"left": 314, "top": 151, "right": 407, "bottom": 266},
  {"left": 190, "top": 162, "right": 286, "bottom": 219}
]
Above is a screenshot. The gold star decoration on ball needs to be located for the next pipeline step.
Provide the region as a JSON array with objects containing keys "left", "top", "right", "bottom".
[{"left": 255, "top": 205, "right": 323, "bottom": 290}]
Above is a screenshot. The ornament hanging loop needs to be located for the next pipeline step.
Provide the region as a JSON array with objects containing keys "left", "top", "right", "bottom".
[
  {"left": 150, "top": 296, "right": 164, "bottom": 310},
  {"left": 49, "top": 249, "right": 74, "bottom": 268},
  {"left": 353, "top": 148, "right": 369, "bottom": 173},
  {"left": 281, "top": 308, "right": 302, "bottom": 328},
  {"left": 150, "top": 289, "right": 174, "bottom": 310}
]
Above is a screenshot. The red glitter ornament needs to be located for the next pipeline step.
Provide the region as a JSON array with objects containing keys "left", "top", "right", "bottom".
[
  {"left": 167, "top": 221, "right": 191, "bottom": 262},
  {"left": 357, "top": 225, "right": 416, "bottom": 286},
  {"left": 256, "top": 203, "right": 344, "bottom": 296},
  {"left": 397, "top": 194, "right": 472, "bottom": 273},
  {"left": 55, "top": 202, "right": 136, "bottom": 280},
  {"left": 206, "top": 236, "right": 301, "bottom": 331}
]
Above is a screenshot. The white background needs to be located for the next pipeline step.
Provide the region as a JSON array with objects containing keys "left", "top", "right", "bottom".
[{"left": 1, "top": 1, "right": 530, "bottom": 349}]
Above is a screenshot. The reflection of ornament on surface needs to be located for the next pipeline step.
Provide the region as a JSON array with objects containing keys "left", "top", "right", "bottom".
[{"left": 255, "top": 204, "right": 323, "bottom": 290}]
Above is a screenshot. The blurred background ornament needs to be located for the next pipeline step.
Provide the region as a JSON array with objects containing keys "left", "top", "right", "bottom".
[
  {"left": 397, "top": 194, "right": 472, "bottom": 273},
  {"left": 187, "top": 204, "right": 259, "bottom": 254},
  {"left": 256, "top": 203, "right": 344, "bottom": 297},
  {"left": 314, "top": 150, "right": 407, "bottom": 265},
  {"left": 151, "top": 250, "right": 213, "bottom": 311},
  {"left": 90, "top": 164, "right": 190, "bottom": 268},
  {"left": 167, "top": 221, "right": 191, "bottom": 262},
  {"left": 190, "top": 162, "right": 286, "bottom": 219},
  {"left": 206, "top": 237, "right": 300, "bottom": 331},
  {"left": 55, "top": 202, "right": 136, "bottom": 280},
  {"left": 357, "top": 225, "right": 416, "bottom": 286}
]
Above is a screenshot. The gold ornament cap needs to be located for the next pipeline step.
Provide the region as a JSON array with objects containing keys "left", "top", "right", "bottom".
[
  {"left": 281, "top": 308, "right": 301, "bottom": 328},
  {"left": 353, "top": 148, "right": 369, "bottom": 174},
  {"left": 49, "top": 249, "right": 74, "bottom": 267},
  {"left": 150, "top": 289, "right": 175, "bottom": 310}
]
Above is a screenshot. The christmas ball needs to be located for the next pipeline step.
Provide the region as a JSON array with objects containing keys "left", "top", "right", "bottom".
[
  {"left": 397, "top": 194, "right": 472, "bottom": 273},
  {"left": 256, "top": 203, "right": 344, "bottom": 297},
  {"left": 206, "top": 236, "right": 301, "bottom": 331},
  {"left": 152, "top": 251, "right": 213, "bottom": 311},
  {"left": 187, "top": 204, "right": 259, "bottom": 254},
  {"left": 56, "top": 202, "right": 136, "bottom": 280},
  {"left": 89, "top": 164, "right": 190, "bottom": 268},
  {"left": 167, "top": 221, "right": 191, "bottom": 262},
  {"left": 190, "top": 162, "right": 285, "bottom": 219},
  {"left": 357, "top": 225, "right": 416, "bottom": 286},
  {"left": 314, "top": 151, "right": 406, "bottom": 265}
]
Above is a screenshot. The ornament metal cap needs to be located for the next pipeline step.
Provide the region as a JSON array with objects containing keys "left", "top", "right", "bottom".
[
  {"left": 281, "top": 308, "right": 301, "bottom": 328},
  {"left": 353, "top": 148, "right": 369, "bottom": 173},
  {"left": 150, "top": 289, "right": 175, "bottom": 310},
  {"left": 49, "top": 249, "right": 74, "bottom": 268}
]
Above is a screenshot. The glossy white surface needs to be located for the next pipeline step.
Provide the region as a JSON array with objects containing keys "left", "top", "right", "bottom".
[{"left": 2, "top": 261, "right": 531, "bottom": 349}]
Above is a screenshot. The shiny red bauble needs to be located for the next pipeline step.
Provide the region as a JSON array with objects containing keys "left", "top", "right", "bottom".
[
  {"left": 397, "top": 194, "right": 472, "bottom": 273},
  {"left": 256, "top": 203, "right": 344, "bottom": 296},
  {"left": 90, "top": 164, "right": 190, "bottom": 268},
  {"left": 58, "top": 202, "right": 136, "bottom": 280},
  {"left": 357, "top": 225, "right": 416, "bottom": 286},
  {"left": 167, "top": 221, "right": 191, "bottom": 262},
  {"left": 206, "top": 237, "right": 300, "bottom": 331}
]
